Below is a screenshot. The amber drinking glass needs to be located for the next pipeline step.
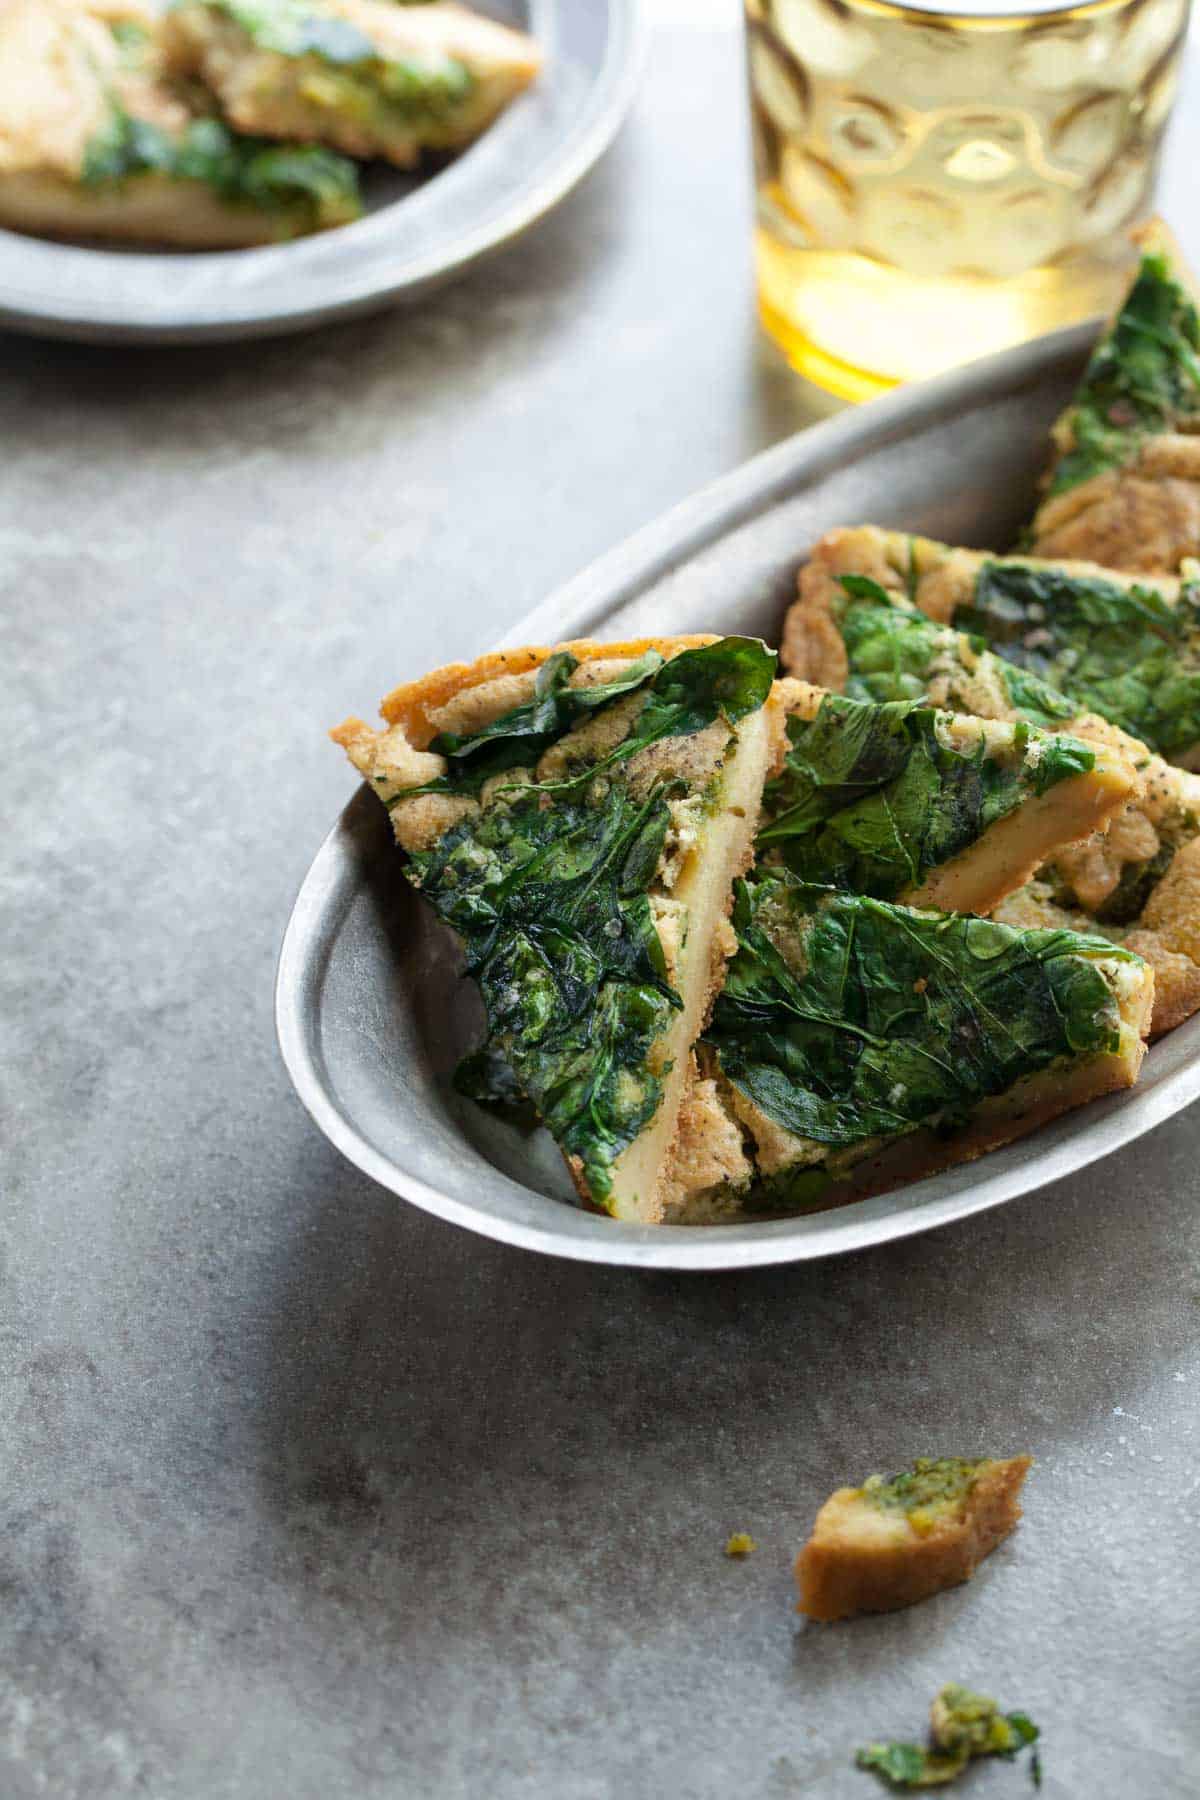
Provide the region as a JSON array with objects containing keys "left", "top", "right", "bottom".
[{"left": 747, "top": 0, "right": 1192, "bottom": 398}]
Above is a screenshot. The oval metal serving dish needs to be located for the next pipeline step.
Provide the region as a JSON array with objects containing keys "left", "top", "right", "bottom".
[
  {"left": 0, "top": 0, "right": 642, "bottom": 345},
  {"left": 277, "top": 322, "right": 1200, "bottom": 1268}
]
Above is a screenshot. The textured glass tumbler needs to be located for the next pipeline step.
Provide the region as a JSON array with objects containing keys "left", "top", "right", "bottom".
[{"left": 747, "top": 0, "right": 1192, "bottom": 399}]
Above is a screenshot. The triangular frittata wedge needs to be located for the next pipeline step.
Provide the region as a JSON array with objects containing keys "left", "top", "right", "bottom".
[
  {"left": 1029, "top": 219, "right": 1200, "bottom": 573},
  {"left": 663, "top": 874, "right": 1153, "bottom": 1222},
  {"left": 782, "top": 542, "right": 1200, "bottom": 1036},
  {"left": 332, "top": 635, "right": 777, "bottom": 1223},
  {"left": 163, "top": 0, "right": 542, "bottom": 169},
  {"left": 763, "top": 680, "right": 1136, "bottom": 916},
  {"left": 0, "top": 0, "right": 361, "bottom": 245}
]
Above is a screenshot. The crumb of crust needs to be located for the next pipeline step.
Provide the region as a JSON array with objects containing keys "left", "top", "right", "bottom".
[{"left": 795, "top": 1455, "right": 1032, "bottom": 1622}]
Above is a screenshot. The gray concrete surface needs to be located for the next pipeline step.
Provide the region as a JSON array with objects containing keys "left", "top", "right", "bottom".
[{"left": 3, "top": 6, "right": 1199, "bottom": 1796}]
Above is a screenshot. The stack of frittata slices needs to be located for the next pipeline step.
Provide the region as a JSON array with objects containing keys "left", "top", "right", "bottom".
[
  {"left": 335, "top": 222, "right": 1199, "bottom": 1225},
  {"left": 0, "top": 0, "right": 540, "bottom": 247}
]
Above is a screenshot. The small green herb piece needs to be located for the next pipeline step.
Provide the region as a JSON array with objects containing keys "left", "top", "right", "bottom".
[
  {"left": 81, "top": 106, "right": 361, "bottom": 231},
  {"left": 861, "top": 1459, "right": 982, "bottom": 1520},
  {"left": 954, "top": 561, "right": 1200, "bottom": 760},
  {"left": 759, "top": 691, "right": 1094, "bottom": 900},
  {"left": 109, "top": 18, "right": 151, "bottom": 54},
  {"left": 1049, "top": 250, "right": 1200, "bottom": 498},
  {"left": 833, "top": 576, "right": 1078, "bottom": 729},
  {"left": 400, "top": 639, "right": 775, "bottom": 1206},
  {"left": 857, "top": 1743, "right": 960, "bottom": 1789},
  {"left": 705, "top": 873, "right": 1135, "bottom": 1161},
  {"left": 858, "top": 1686, "right": 1041, "bottom": 1789},
  {"left": 724, "top": 1532, "right": 757, "bottom": 1556}
]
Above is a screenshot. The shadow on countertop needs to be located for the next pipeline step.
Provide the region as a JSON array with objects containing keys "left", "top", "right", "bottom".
[{"left": 252, "top": 1108, "right": 1196, "bottom": 1608}]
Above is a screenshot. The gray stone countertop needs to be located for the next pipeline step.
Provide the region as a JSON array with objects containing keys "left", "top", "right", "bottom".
[{"left": 3, "top": 6, "right": 1199, "bottom": 1796}]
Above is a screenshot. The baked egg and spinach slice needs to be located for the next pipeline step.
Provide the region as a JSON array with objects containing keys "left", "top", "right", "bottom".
[
  {"left": 1030, "top": 218, "right": 1200, "bottom": 574},
  {"left": 786, "top": 521, "right": 1200, "bottom": 766},
  {"left": 783, "top": 537, "right": 1200, "bottom": 1037},
  {"left": 762, "top": 681, "right": 1135, "bottom": 917},
  {"left": 331, "top": 636, "right": 777, "bottom": 1224},
  {"left": 0, "top": 0, "right": 361, "bottom": 245},
  {"left": 796, "top": 1455, "right": 1032, "bottom": 1622},
  {"left": 665, "top": 873, "right": 1153, "bottom": 1220},
  {"left": 162, "top": 0, "right": 542, "bottom": 169}
]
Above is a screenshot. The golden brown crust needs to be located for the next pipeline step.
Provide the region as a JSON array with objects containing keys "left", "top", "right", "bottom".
[
  {"left": 795, "top": 1456, "right": 1032, "bottom": 1622},
  {"left": 1030, "top": 452, "right": 1200, "bottom": 573},
  {"left": 659, "top": 1068, "right": 753, "bottom": 1217},
  {"left": 1126, "top": 836, "right": 1200, "bottom": 1033}
]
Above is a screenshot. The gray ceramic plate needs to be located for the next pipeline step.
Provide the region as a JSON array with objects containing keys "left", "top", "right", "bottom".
[
  {"left": 0, "top": 0, "right": 642, "bottom": 344},
  {"left": 276, "top": 321, "right": 1200, "bottom": 1268}
]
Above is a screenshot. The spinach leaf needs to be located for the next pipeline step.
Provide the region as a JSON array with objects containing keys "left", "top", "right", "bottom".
[
  {"left": 1049, "top": 251, "right": 1200, "bottom": 497},
  {"left": 1005, "top": 1714, "right": 1041, "bottom": 1751},
  {"left": 856, "top": 1743, "right": 942, "bottom": 1788},
  {"left": 832, "top": 577, "right": 1078, "bottom": 729},
  {"left": 410, "top": 781, "right": 680, "bottom": 1206},
  {"left": 705, "top": 873, "right": 1133, "bottom": 1157},
  {"left": 759, "top": 692, "right": 1093, "bottom": 900},
  {"left": 636, "top": 635, "right": 779, "bottom": 734},
  {"left": 82, "top": 107, "right": 361, "bottom": 230},
  {"left": 955, "top": 561, "right": 1200, "bottom": 759}
]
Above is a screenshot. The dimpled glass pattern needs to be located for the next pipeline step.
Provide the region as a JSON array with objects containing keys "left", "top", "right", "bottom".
[{"left": 747, "top": 0, "right": 1191, "bottom": 396}]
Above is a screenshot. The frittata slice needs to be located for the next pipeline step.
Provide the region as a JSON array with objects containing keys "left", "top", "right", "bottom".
[
  {"left": 332, "top": 636, "right": 778, "bottom": 1224},
  {"left": 163, "top": 0, "right": 542, "bottom": 168},
  {"left": 665, "top": 874, "right": 1153, "bottom": 1219},
  {"left": 783, "top": 539, "right": 1200, "bottom": 1036},
  {"left": 797, "top": 1455, "right": 1032, "bottom": 1622},
  {"left": 0, "top": 0, "right": 361, "bottom": 245},
  {"left": 1030, "top": 219, "right": 1200, "bottom": 573},
  {"left": 786, "top": 522, "right": 1200, "bottom": 766},
  {"left": 764, "top": 680, "right": 1136, "bottom": 916}
]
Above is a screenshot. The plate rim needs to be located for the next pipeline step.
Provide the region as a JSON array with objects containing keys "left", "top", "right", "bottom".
[
  {"left": 0, "top": 0, "right": 647, "bottom": 345},
  {"left": 276, "top": 320, "right": 1200, "bottom": 1268}
]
